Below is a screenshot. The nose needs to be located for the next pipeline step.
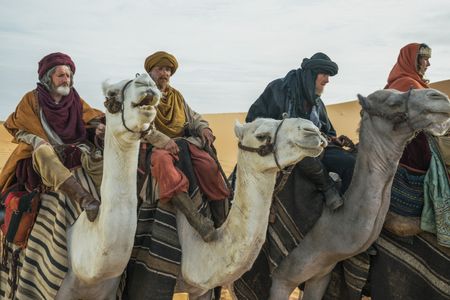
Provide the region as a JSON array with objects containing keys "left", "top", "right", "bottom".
[{"left": 300, "top": 124, "right": 328, "bottom": 147}]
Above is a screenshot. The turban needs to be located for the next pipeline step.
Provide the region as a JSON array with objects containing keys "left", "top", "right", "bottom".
[
  {"left": 38, "top": 52, "right": 76, "bottom": 79},
  {"left": 144, "top": 51, "right": 178, "bottom": 75},
  {"left": 301, "top": 52, "right": 338, "bottom": 76}
]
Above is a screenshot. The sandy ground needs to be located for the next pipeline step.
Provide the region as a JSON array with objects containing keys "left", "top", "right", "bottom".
[
  {"left": 0, "top": 101, "right": 366, "bottom": 175},
  {"left": 2, "top": 79, "right": 449, "bottom": 175}
]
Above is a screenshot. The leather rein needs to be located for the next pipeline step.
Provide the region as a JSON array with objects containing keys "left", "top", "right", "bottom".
[
  {"left": 119, "top": 79, "right": 153, "bottom": 138},
  {"left": 238, "top": 118, "right": 289, "bottom": 173}
]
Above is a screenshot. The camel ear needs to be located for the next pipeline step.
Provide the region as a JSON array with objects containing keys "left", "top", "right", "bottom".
[
  {"left": 102, "top": 80, "right": 112, "bottom": 96},
  {"left": 234, "top": 120, "right": 244, "bottom": 140},
  {"left": 357, "top": 94, "right": 368, "bottom": 110}
]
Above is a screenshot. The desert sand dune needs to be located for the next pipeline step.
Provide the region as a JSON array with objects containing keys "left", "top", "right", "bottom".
[{"left": 1, "top": 79, "right": 449, "bottom": 176}]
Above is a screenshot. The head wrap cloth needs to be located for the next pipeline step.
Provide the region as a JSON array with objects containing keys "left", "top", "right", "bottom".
[
  {"left": 282, "top": 52, "right": 338, "bottom": 108},
  {"left": 38, "top": 52, "right": 76, "bottom": 79},
  {"left": 144, "top": 51, "right": 178, "bottom": 75},
  {"left": 385, "top": 43, "right": 431, "bottom": 90},
  {"left": 301, "top": 52, "right": 338, "bottom": 76}
]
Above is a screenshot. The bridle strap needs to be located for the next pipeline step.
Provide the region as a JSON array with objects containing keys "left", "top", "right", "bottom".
[
  {"left": 120, "top": 79, "right": 152, "bottom": 138},
  {"left": 238, "top": 118, "right": 288, "bottom": 172},
  {"left": 361, "top": 88, "right": 413, "bottom": 130},
  {"left": 272, "top": 118, "right": 286, "bottom": 173}
]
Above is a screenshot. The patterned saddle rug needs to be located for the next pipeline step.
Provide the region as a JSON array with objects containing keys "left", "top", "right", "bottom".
[{"left": 0, "top": 168, "right": 94, "bottom": 300}]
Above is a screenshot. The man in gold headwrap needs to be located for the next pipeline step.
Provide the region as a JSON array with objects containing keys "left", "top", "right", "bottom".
[{"left": 142, "top": 51, "right": 229, "bottom": 242}]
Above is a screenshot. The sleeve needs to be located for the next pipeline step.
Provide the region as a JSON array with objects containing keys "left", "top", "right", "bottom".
[
  {"left": 80, "top": 98, "right": 105, "bottom": 124},
  {"left": 15, "top": 130, "right": 45, "bottom": 149},
  {"left": 184, "top": 101, "right": 210, "bottom": 136},
  {"left": 246, "top": 80, "right": 283, "bottom": 123},
  {"left": 141, "top": 128, "right": 171, "bottom": 148},
  {"left": 85, "top": 115, "right": 106, "bottom": 143},
  {"left": 318, "top": 99, "right": 336, "bottom": 137}
]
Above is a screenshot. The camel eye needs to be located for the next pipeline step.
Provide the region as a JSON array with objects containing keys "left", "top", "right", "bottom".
[
  {"left": 107, "top": 90, "right": 118, "bottom": 98},
  {"left": 255, "top": 134, "right": 270, "bottom": 142}
]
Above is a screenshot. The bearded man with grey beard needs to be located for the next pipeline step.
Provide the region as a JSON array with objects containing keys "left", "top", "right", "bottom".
[{"left": 0, "top": 52, "right": 105, "bottom": 222}]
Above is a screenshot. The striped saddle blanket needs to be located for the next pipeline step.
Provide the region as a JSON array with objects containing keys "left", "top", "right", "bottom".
[{"left": 1, "top": 168, "right": 94, "bottom": 300}]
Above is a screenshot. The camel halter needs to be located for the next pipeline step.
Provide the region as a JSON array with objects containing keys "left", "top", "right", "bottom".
[
  {"left": 119, "top": 79, "right": 153, "bottom": 138},
  {"left": 238, "top": 118, "right": 288, "bottom": 173},
  {"left": 360, "top": 88, "right": 413, "bottom": 130}
]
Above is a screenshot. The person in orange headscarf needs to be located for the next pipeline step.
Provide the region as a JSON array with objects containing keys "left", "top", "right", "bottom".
[
  {"left": 385, "top": 42, "right": 431, "bottom": 91},
  {"left": 386, "top": 43, "right": 432, "bottom": 172},
  {"left": 0, "top": 52, "right": 104, "bottom": 222},
  {"left": 141, "top": 51, "right": 230, "bottom": 242}
]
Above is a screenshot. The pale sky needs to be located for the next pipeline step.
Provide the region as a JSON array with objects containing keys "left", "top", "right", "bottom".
[{"left": 1, "top": 0, "right": 449, "bottom": 120}]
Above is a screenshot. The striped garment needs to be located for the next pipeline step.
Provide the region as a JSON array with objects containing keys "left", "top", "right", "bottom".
[
  {"left": 123, "top": 177, "right": 212, "bottom": 299},
  {"left": 1, "top": 167, "right": 94, "bottom": 300}
]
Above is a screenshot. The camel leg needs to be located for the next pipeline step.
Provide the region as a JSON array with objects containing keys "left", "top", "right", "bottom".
[
  {"left": 301, "top": 272, "right": 331, "bottom": 300},
  {"left": 190, "top": 289, "right": 213, "bottom": 300},
  {"left": 176, "top": 278, "right": 213, "bottom": 300},
  {"left": 269, "top": 278, "right": 297, "bottom": 300},
  {"left": 56, "top": 272, "right": 76, "bottom": 300},
  {"left": 56, "top": 271, "right": 120, "bottom": 300}
]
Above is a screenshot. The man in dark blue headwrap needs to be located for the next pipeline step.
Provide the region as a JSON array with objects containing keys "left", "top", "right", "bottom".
[{"left": 246, "top": 52, "right": 355, "bottom": 210}]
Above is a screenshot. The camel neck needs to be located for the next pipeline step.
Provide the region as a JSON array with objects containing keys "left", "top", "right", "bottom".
[
  {"left": 178, "top": 153, "right": 277, "bottom": 289},
  {"left": 67, "top": 128, "right": 140, "bottom": 281},
  {"left": 336, "top": 120, "right": 413, "bottom": 250}
]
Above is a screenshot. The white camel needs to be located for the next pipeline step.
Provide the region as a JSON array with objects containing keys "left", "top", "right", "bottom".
[
  {"left": 176, "top": 117, "right": 328, "bottom": 298},
  {"left": 265, "top": 88, "right": 450, "bottom": 299},
  {"left": 55, "top": 73, "right": 161, "bottom": 299}
]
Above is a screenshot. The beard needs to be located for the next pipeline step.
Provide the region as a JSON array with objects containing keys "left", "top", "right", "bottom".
[
  {"left": 315, "top": 86, "right": 324, "bottom": 96},
  {"left": 54, "top": 85, "right": 71, "bottom": 96},
  {"left": 156, "top": 77, "right": 170, "bottom": 91}
]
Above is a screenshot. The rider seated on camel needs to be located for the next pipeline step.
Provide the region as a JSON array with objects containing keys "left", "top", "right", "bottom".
[
  {"left": 140, "top": 51, "right": 230, "bottom": 242},
  {"left": 246, "top": 52, "right": 355, "bottom": 210},
  {"left": 0, "top": 52, "right": 105, "bottom": 222}
]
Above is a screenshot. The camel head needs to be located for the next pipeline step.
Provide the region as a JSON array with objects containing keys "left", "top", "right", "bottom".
[
  {"left": 358, "top": 88, "right": 450, "bottom": 136},
  {"left": 235, "top": 118, "right": 327, "bottom": 172},
  {"left": 102, "top": 73, "right": 161, "bottom": 138}
]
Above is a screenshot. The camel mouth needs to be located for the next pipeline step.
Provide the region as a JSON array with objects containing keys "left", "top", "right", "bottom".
[
  {"left": 427, "top": 118, "right": 450, "bottom": 136},
  {"left": 132, "top": 93, "right": 159, "bottom": 110},
  {"left": 294, "top": 136, "right": 327, "bottom": 150}
]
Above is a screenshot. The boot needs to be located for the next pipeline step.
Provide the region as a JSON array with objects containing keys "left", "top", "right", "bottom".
[
  {"left": 209, "top": 199, "right": 227, "bottom": 228},
  {"left": 298, "top": 157, "right": 343, "bottom": 210},
  {"left": 323, "top": 184, "right": 344, "bottom": 210},
  {"left": 172, "top": 192, "right": 217, "bottom": 242},
  {"left": 59, "top": 176, "right": 100, "bottom": 222}
]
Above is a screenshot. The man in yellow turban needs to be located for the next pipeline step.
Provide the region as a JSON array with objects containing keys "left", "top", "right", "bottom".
[{"left": 142, "top": 51, "right": 229, "bottom": 242}]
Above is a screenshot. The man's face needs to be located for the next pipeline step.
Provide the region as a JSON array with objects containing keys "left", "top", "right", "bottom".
[
  {"left": 50, "top": 65, "right": 72, "bottom": 96},
  {"left": 315, "top": 73, "right": 329, "bottom": 96},
  {"left": 149, "top": 66, "right": 172, "bottom": 91},
  {"left": 417, "top": 56, "right": 430, "bottom": 76}
]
